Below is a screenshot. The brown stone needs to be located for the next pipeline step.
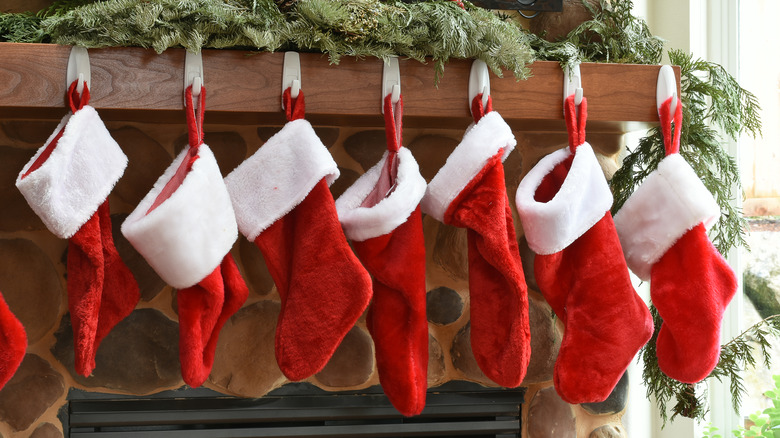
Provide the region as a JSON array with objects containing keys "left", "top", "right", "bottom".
[
  {"left": 527, "top": 387, "right": 576, "bottom": 438},
  {"left": 426, "top": 287, "right": 463, "bottom": 325},
  {"left": 427, "top": 333, "right": 445, "bottom": 386},
  {"left": 517, "top": 235, "right": 537, "bottom": 291},
  {"left": 111, "top": 214, "right": 166, "bottom": 301},
  {"left": 342, "top": 130, "right": 386, "bottom": 171},
  {"left": 238, "top": 238, "right": 275, "bottom": 297},
  {"left": 406, "top": 135, "right": 458, "bottom": 182},
  {"left": 111, "top": 126, "right": 172, "bottom": 206},
  {"left": 29, "top": 423, "right": 63, "bottom": 438},
  {"left": 51, "top": 309, "right": 181, "bottom": 393},
  {"left": 589, "top": 424, "right": 626, "bottom": 438},
  {"left": 174, "top": 131, "right": 247, "bottom": 177},
  {"left": 522, "top": 294, "right": 561, "bottom": 385},
  {"left": 595, "top": 151, "right": 619, "bottom": 181},
  {"left": 0, "top": 354, "right": 65, "bottom": 432},
  {"left": 256, "top": 127, "right": 283, "bottom": 142},
  {"left": 503, "top": 145, "right": 524, "bottom": 190},
  {"left": 257, "top": 127, "right": 339, "bottom": 148},
  {"left": 0, "top": 146, "right": 46, "bottom": 232},
  {"left": 209, "top": 300, "right": 285, "bottom": 397},
  {"left": 0, "top": 238, "right": 62, "bottom": 343},
  {"left": 315, "top": 326, "right": 374, "bottom": 388},
  {"left": 450, "top": 323, "right": 493, "bottom": 386},
  {"left": 430, "top": 220, "right": 468, "bottom": 281},
  {"left": 581, "top": 372, "right": 629, "bottom": 415},
  {"left": 329, "top": 167, "right": 361, "bottom": 201},
  {"left": 0, "top": 120, "right": 59, "bottom": 146}
]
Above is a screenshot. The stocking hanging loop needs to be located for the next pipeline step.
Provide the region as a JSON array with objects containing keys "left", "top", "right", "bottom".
[
  {"left": 185, "top": 85, "right": 206, "bottom": 148},
  {"left": 657, "top": 65, "right": 682, "bottom": 156},
  {"left": 67, "top": 80, "right": 90, "bottom": 114},
  {"left": 383, "top": 93, "right": 403, "bottom": 153}
]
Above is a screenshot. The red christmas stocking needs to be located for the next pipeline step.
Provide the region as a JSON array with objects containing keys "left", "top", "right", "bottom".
[
  {"left": 422, "top": 95, "right": 530, "bottom": 388},
  {"left": 336, "top": 95, "right": 429, "bottom": 416},
  {"left": 16, "top": 82, "right": 137, "bottom": 377},
  {"left": 123, "top": 87, "right": 247, "bottom": 387},
  {"left": 0, "top": 291, "right": 26, "bottom": 390},
  {"left": 516, "top": 95, "right": 653, "bottom": 403},
  {"left": 614, "top": 97, "right": 736, "bottom": 383},
  {"left": 225, "top": 90, "right": 372, "bottom": 381}
]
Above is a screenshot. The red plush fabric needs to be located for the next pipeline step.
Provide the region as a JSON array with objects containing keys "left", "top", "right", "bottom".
[
  {"left": 0, "top": 291, "right": 27, "bottom": 390},
  {"left": 91, "top": 200, "right": 140, "bottom": 368},
  {"left": 652, "top": 223, "right": 737, "bottom": 383},
  {"left": 444, "top": 152, "right": 531, "bottom": 388},
  {"left": 354, "top": 207, "right": 428, "bottom": 417},
  {"left": 255, "top": 179, "right": 373, "bottom": 381},
  {"left": 533, "top": 161, "right": 653, "bottom": 404},
  {"left": 177, "top": 254, "right": 248, "bottom": 387}
]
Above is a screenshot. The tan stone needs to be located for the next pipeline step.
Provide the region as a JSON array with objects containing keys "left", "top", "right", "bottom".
[
  {"left": 29, "top": 423, "right": 63, "bottom": 438},
  {"left": 210, "top": 300, "right": 285, "bottom": 397},
  {"left": 527, "top": 386, "right": 576, "bottom": 438},
  {"left": 238, "top": 239, "right": 275, "bottom": 297},
  {"left": 0, "top": 146, "right": 46, "bottom": 232},
  {"left": 342, "top": 130, "right": 386, "bottom": 171},
  {"left": 406, "top": 135, "right": 458, "bottom": 182},
  {"left": 329, "top": 167, "right": 361, "bottom": 201},
  {"left": 450, "top": 323, "right": 494, "bottom": 386},
  {"left": 315, "top": 326, "right": 374, "bottom": 388},
  {"left": 0, "top": 354, "right": 65, "bottom": 432},
  {"left": 51, "top": 309, "right": 181, "bottom": 393},
  {"left": 0, "top": 238, "right": 62, "bottom": 343},
  {"left": 111, "top": 126, "right": 172, "bottom": 206},
  {"left": 595, "top": 151, "right": 620, "bottom": 181},
  {"left": 522, "top": 294, "right": 561, "bottom": 385},
  {"left": 111, "top": 214, "right": 166, "bottom": 302},
  {"left": 589, "top": 424, "right": 627, "bottom": 438},
  {"left": 427, "top": 333, "right": 446, "bottom": 387},
  {"left": 429, "top": 220, "right": 468, "bottom": 281}
]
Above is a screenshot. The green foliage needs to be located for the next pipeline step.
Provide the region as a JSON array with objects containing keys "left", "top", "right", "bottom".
[
  {"left": 647, "top": 313, "right": 780, "bottom": 426},
  {"left": 529, "top": 0, "right": 663, "bottom": 67},
  {"left": 704, "top": 375, "right": 780, "bottom": 438},
  {"left": 0, "top": 13, "right": 45, "bottom": 43}
]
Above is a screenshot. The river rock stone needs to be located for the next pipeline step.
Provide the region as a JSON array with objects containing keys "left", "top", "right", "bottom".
[
  {"left": 209, "top": 300, "right": 285, "bottom": 397},
  {"left": 0, "top": 146, "right": 46, "bottom": 232},
  {"left": 329, "top": 167, "right": 360, "bottom": 200},
  {"left": 527, "top": 387, "right": 576, "bottom": 438},
  {"left": 111, "top": 214, "right": 166, "bottom": 301},
  {"left": 51, "top": 309, "right": 181, "bottom": 393},
  {"left": 517, "top": 235, "right": 537, "bottom": 291},
  {"left": 426, "top": 287, "right": 463, "bottom": 325},
  {"left": 523, "top": 295, "right": 561, "bottom": 385},
  {"left": 29, "top": 423, "right": 63, "bottom": 438},
  {"left": 0, "top": 354, "right": 65, "bottom": 432},
  {"left": 0, "top": 238, "right": 62, "bottom": 343},
  {"left": 406, "top": 135, "right": 458, "bottom": 182},
  {"left": 315, "top": 326, "right": 374, "bottom": 388},
  {"left": 589, "top": 424, "right": 626, "bottom": 438},
  {"left": 581, "top": 372, "right": 629, "bottom": 415},
  {"left": 450, "top": 323, "right": 493, "bottom": 385},
  {"left": 111, "top": 126, "right": 171, "bottom": 206},
  {"left": 430, "top": 221, "right": 468, "bottom": 281},
  {"left": 427, "top": 333, "right": 446, "bottom": 386},
  {"left": 0, "top": 120, "right": 59, "bottom": 146},
  {"left": 238, "top": 238, "right": 275, "bottom": 296},
  {"left": 343, "top": 130, "right": 386, "bottom": 171}
]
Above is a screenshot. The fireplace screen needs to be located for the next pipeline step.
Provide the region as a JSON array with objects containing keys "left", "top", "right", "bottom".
[{"left": 62, "top": 382, "right": 524, "bottom": 437}]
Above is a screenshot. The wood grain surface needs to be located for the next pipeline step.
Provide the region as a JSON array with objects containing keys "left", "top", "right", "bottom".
[{"left": 0, "top": 42, "right": 679, "bottom": 131}]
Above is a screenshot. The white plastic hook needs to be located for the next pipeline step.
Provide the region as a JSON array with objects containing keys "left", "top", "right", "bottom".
[
  {"left": 382, "top": 57, "right": 401, "bottom": 114},
  {"left": 67, "top": 46, "right": 91, "bottom": 95},
  {"left": 469, "top": 59, "right": 490, "bottom": 116},
  {"left": 563, "top": 62, "right": 583, "bottom": 111},
  {"left": 184, "top": 50, "right": 204, "bottom": 106},
  {"left": 281, "top": 51, "right": 301, "bottom": 110},
  {"left": 656, "top": 64, "right": 678, "bottom": 115}
]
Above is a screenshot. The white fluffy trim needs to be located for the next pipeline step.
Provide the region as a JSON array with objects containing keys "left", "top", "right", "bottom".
[
  {"left": 335, "top": 148, "right": 427, "bottom": 241},
  {"left": 224, "top": 119, "right": 339, "bottom": 240},
  {"left": 16, "top": 106, "right": 127, "bottom": 239},
  {"left": 614, "top": 154, "right": 720, "bottom": 281},
  {"left": 121, "top": 144, "right": 238, "bottom": 289},
  {"left": 421, "top": 111, "right": 515, "bottom": 222},
  {"left": 515, "top": 143, "right": 613, "bottom": 255}
]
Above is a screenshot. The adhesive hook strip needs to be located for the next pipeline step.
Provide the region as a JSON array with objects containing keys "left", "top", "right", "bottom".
[
  {"left": 382, "top": 57, "right": 401, "bottom": 114},
  {"left": 184, "top": 50, "right": 204, "bottom": 107},
  {"left": 563, "top": 62, "right": 583, "bottom": 111},
  {"left": 656, "top": 64, "right": 678, "bottom": 115},
  {"left": 469, "top": 59, "right": 491, "bottom": 117},
  {"left": 67, "top": 46, "right": 91, "bottom": 95},
  {"left": 282, "top": 52, "right": 302, "bottom": 110}
]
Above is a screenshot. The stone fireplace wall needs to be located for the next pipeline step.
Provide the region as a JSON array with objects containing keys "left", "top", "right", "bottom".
[{"left": 0, "top": 118, "right": 628, "bottom": 438}]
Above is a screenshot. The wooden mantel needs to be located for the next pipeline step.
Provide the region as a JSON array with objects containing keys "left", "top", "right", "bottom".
[{"left": 0, "top": 42, "right": 679, "bottom": 132}]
